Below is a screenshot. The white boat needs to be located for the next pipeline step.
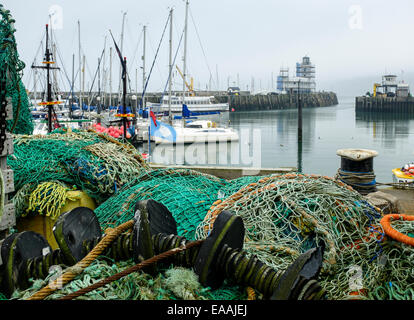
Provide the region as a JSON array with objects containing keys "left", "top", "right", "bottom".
[
  {"left": 392, "top": 163, "right": 414, "bottom": 187},
  {"left": 148, "top": 95, "right": 229, "bottom": 113},
  {"left": 144, "top": 119, "right": 239, "bottom": 144}
]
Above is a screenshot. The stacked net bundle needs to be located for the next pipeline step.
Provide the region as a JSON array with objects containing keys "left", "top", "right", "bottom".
[
  {"left": 0, "top": 5, "right": 33, "bottom": 135},
  {"left": 8, "top": 130, "right": 149, "bottom": 205},
  {"left": 95, "top": 168, "right": 227, "bottom": 240},
  {"left": 196, "top": 173, "right": 389, "bottom": 300}
]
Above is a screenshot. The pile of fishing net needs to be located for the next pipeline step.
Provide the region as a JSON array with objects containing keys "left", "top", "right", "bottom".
[
  {"left": 8, "top": 130, "right": 149, "bottom": 219},
  {"left": 86, "top": 171, "right": 414, "bottom": 300},
  {"left": 194, "top": 173, "right": 414, "bottom": 300},
  {"left": 94, "top": 170, "right": 269, "bottom": 240},
  {"left": 95, "top": 168, "right": 228, "bottom": 240},
  {"left": 0, "top": 5, "right": 33, "bottom": 135},
  {"left": 7, "top": 150, "right": 414, "bottom": 300},
  {"left": 11, "top": 258, "right": 247, "bottom": 301}
]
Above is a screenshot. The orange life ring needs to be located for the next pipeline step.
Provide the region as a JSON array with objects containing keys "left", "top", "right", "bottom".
[{"left": 380, "top": 214, "right": 414, "bottom": 247}]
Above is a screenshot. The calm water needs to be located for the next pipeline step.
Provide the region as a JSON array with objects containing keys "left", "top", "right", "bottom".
[{"left": 142, "top": 96, "right": 414, "bottom": 183}]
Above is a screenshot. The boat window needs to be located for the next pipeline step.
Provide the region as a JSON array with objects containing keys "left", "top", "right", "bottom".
[{"left": 187, "top": 124, "right": 203, "bottom": 128}]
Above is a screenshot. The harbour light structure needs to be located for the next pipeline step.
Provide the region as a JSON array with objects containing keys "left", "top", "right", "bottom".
[{"left": 277, "top": 56, "right": 316, "bottom": 94}]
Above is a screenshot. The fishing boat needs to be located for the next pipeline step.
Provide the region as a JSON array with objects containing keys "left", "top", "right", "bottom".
[{"left": 392, "top": 163, "right": 414, "bottom": 185}]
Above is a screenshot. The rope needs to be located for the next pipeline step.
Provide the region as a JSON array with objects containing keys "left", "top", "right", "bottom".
[
  {"left": 59, "top": 240, "right": 204, "bottom": 300},
  {"left": 380, "top": 214, "right": 414, "bottom": 247},
  {"left": 26, "top": 219, "right": 135, "bottom": 300},
  {"left": 26, "top": 181, "right": 72, "bottom": 220},
  {"left": 335, "top": 169, "right": 376, "bottom": 195},
  {"left": 246, "top": 287, "right": 256, "bottom": 300}
]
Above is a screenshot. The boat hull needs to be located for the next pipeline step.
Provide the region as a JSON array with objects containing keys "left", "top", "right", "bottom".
[{"left": 392, "top": 168, "right": 414, "bottom": 184}]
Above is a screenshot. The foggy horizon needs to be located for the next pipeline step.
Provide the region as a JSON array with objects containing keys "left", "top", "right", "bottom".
[{"left": 3, "top": 0, "right": 414, "bottom": 97}]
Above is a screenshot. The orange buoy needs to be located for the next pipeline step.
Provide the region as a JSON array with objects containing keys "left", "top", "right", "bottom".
[{"left": 380, "top": 214, "right": 414, "bottom": 247}]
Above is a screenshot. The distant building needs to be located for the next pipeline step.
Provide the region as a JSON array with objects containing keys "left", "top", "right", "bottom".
[
  {"left": 397, "top": 82, "right": 410, "bottom": 98},
  {"left": 277, "top": 56, "right": 316, "bottom": 94},
  {"left": 372, "top": 74, "right": 410, "bottom": 98},
  {"left": 382, "top": 75, "right": 398, "bottom": 95},
  {"left": 276, "top": 67, "right": 289, "bottom": 92}
]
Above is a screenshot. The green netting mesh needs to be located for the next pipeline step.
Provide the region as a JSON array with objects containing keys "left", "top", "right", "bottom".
[
  {"left": 95, "top": 168, "right": 227, "bottom": 240},
  {"left": 217, "top": 174, "right": 268, "bottom": 199},
  {"left": 0, "top": 5, "right": 33, "bottom": 135},
  {"left": 8, "top": 131, "right": 149, "bottom": 205},
  {"left": 11, "top": 258, "right": 247, "bottom": 300},
  {"left": 196, "top": 173, "right": 392, "bottom": 300}
]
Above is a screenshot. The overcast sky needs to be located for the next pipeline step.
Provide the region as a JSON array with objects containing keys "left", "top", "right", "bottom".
[{"left": 3, "top": 0, "right": 414, "bottom": 96}]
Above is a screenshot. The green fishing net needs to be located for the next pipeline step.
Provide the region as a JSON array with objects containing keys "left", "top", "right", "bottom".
[
  {"left": 95, "top": 168, "right": 227, "bottom": 240},
  {"left": 11, "top": 258, "right": 247, "bottom": 301},
  {"left": 0, "top": 5, "right": 33, "bottom": 135},
  {"left": 8, "top": 131, "right": 149, "bottom": 205}
]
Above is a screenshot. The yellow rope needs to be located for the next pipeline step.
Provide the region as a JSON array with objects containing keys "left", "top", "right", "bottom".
[
  {"left": 27, "top": 219, "right": 135, "bottom": 300},
  {"left": 246, "top": 287, "right": 256, "bottom": 300},
  {"left": 26, "top": 182, "right": 72, "bottom": 220}
]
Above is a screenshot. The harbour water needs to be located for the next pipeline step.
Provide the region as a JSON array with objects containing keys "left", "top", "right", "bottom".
[{"left": 140, "top": 96, "right": 414, "bottom": 183}]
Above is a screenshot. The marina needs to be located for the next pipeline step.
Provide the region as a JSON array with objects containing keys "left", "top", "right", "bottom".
[{"left": 1, "top": 0, "right": 414, "bottom": 308}]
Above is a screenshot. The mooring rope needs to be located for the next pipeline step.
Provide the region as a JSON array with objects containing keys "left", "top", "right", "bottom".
[{"left": 335, "top": 169, "right": 377, "bottom": 195}]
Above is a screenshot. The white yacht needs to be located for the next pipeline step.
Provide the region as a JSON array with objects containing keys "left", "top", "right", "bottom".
[
  {"left": 143, "top": 119, "right": 239, "bottom": 145},
  {"left": 148, "top": 95, "right": 229, "bottom": 113}
]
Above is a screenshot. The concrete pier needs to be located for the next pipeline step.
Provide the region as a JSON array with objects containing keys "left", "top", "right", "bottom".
[
  {"left": 35, "top": 91, "right": 338, "bottom": 112},
  {"left": 149, "top": 164, "right": 296, "bottom": 180},
  {"left": 355, "top": 96, "right": 414, "bottom": 113},
  {"left": 216, "top": 92, "right": 338, "bottom": 112}
]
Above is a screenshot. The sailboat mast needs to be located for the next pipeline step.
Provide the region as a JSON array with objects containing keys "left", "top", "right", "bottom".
[
  {"left": 102, "top": 36, "right": 107, "bottom": 109},
  {"left": 118, "top": 12, "right": 127, "bottom": 105},
  {"left": 122, "top": 57, "right": 127, "bottom": 140},
  {"left": 134, "top": 67, "right": 138, "bottom": 122},
  {"left": 142, "top": 25, "right": 146, "bottom": 117},
  {"left": 82, "top": 54, "right": 86, "bottom": 118},
  {"left": 182, "top": 0, "right": 189, "bottom": 104},
  {"left": 168, "top": 8, "right": 173, "bottom": 125},
  {"left": 45, "top": 24, "right": 53, "bottom": 133},
  {"left": 33, "top": 66, "right": 37, "bottom": 105},
  {"left": 98, "top": 56, "right": 101, "bottom": 120},
  {"left": 109, "top": 47, "right": 112, "bottom": 107},
  {"left": 52, "top": 43, "right": 58, "bottom": 97},
  {"left": 71, "top": 53, "right": 74, "bottom": 119},
  {"left": 78, "top": 20, "right": 82, "bottom": 110}
]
